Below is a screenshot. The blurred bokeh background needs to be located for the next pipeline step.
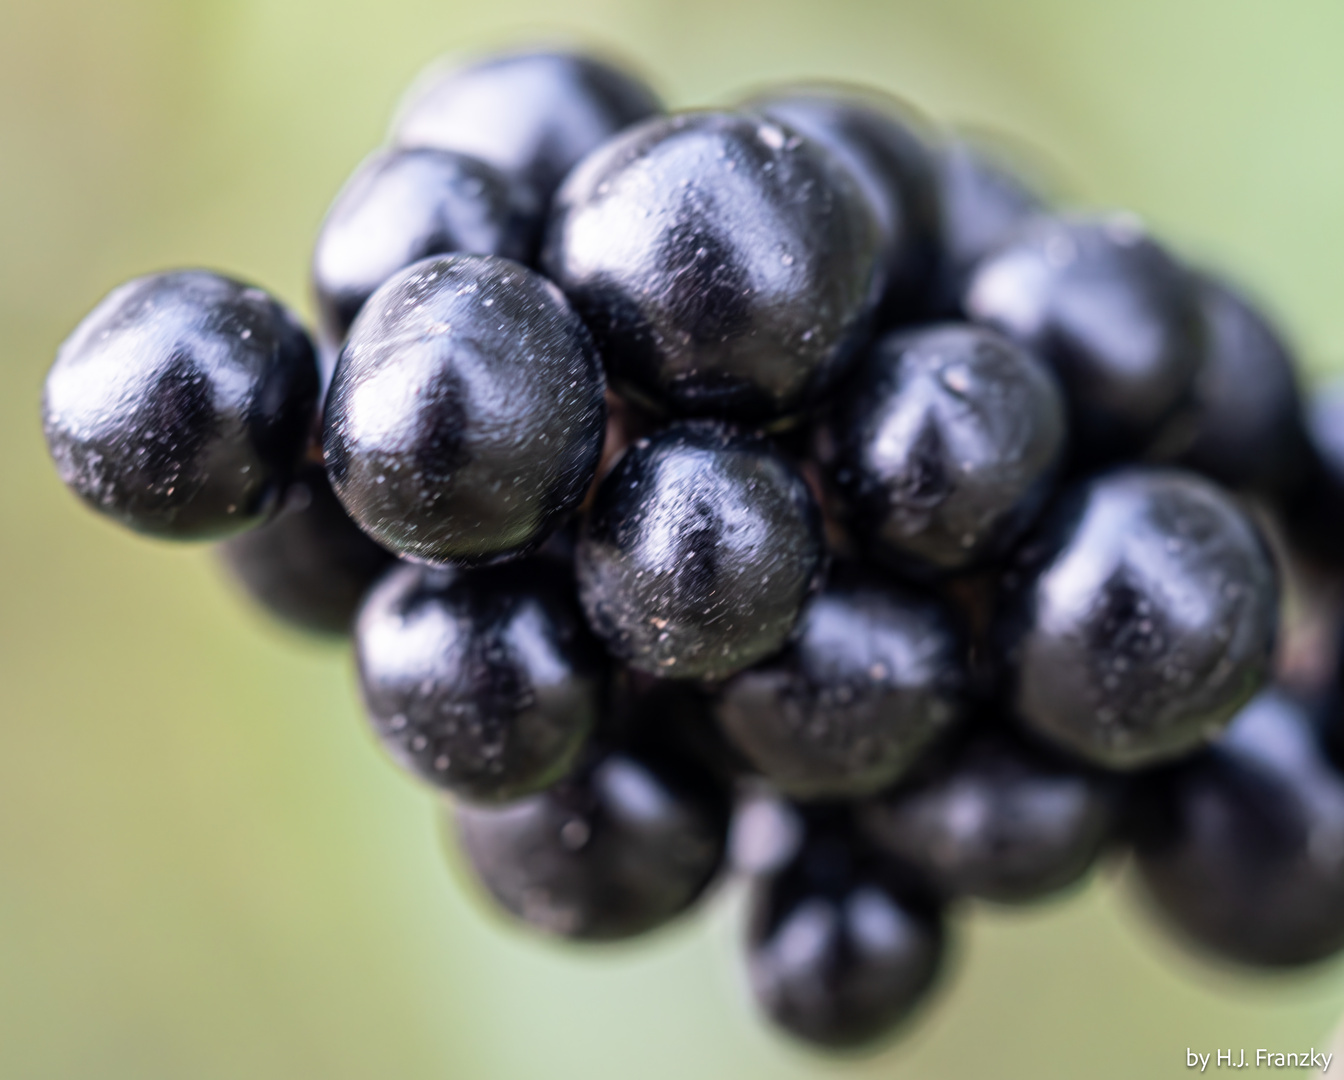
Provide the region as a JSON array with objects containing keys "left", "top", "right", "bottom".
[{"left": 4, "top": 1, "right": 1344, "bottom": 1076}]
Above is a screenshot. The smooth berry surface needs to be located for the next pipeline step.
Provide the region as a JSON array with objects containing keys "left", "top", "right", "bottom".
[
  {"left": 746, "top": 812, "right": 946, "bottom": 1049},
  {"left": 997, "top": 468, "right": 1277, "bottom": 769},
  {"left": 715, "top": 566, "right": 967, "bottom": 800},
  {"left": 822, "top": 324, "right": 1066, "bottom": 576},
  {"left": 217, "top": 464, "right": 395, "bottom": 634},
  {"left": 312, "top": 147, "right": 540, "bottom": 345},
  {"left": 1162, "top": 272, "right": 1306, "bottom": 496},
  {"left": 393, "top": 49, "right": 661, "bottom": 206},
  {"left": 1132, "top": 688, "right": 1344, "bottom": 967},
  {"left": 858, "top": 728, "right": 1120, "bottom": 903},
  {"left": 963, "top": 213, "right": 1204, "bottom": 462},
  {"left": 452, "top": 745, "right": 730, "bottom": 940},
  {"left": 576, "top": 421, "right": 826, "bottom": 681},
  {"left": 746, "top": 85, "right": 939, "bottom": 325},
  {"left": 323, "top": 254, "right": 605, "bottom": 566},
  {"left": 355, "top": 559, "right": 604, "bottom": 803},
  {"left": 43, "top": 270, "right": 318, "bottom": 539},
  {"left": 543, "top": 110, "right": 883, "bottom": 421}
]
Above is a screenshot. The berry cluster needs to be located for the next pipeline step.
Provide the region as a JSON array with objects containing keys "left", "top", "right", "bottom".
[{"left": 40, "top": 46, "right": 1344, "bottom": 1051}]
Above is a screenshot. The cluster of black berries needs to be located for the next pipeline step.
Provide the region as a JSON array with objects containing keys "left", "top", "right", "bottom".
[{"left": 41, "top": 46, "right": 1344, "bottom": 1051}]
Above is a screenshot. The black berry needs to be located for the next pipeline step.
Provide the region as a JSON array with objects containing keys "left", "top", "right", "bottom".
[
  {"left": 1132, "top": 688, "right": 1344, "bottom": 967},
  {"left": 323, "top": 254, "right": 605, "bottom": 566},
  {"left": 451, "top": 744, "right": 730, "bottom": 940},
  {"left": 746, "top": 811, "right": 946, "bottom": 1049},
  {"left": 312, "top": 147, "right": 540, "bottom": 345},
  {"left": 963, "top": 213, "right": 1204, "bottom": 462},
  {"left": 393, "top": 49, "right": 661, "bottom": 206},
  {"left": 997, "top": 468, "right": 1277, "bottom": 770},
  {"left": 857, "top": 728, "right": 1120, "bottom": 903},
  {"left": 715, "top": 566, "right": 967, "bottom": 800},
  {"left": 577, "top": 421, "right": 826, "bottom": 681},
  {"left": 747, "top": 85, "right": 939, "bottom": 324},
  {"left": 217, "top": 464, "right": 395, "bottom": 634},
  {"left": 43, "top": 270, "right": 318, "bottom": 539},
  {"left": 822, "top": 324, "right": 1066, "bottom": 576},
  {"left": 542, "top": 111, "right": 883, "bottom": 421},
  {"left": 355, "top": 559, "right": 604, "bottom": 803}
]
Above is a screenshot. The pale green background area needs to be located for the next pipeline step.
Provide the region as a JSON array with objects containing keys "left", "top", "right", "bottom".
[{"left": 3, "top": 1, "right": 1344, "bottom": 1077}]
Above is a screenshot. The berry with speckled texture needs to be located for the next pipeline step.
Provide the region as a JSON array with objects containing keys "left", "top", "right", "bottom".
[
  {"left": 43, "top": 270, "right": 319, "bottom": 540},
  {"left": 323, "top": 254, "right": 606, "bottom": 566}
]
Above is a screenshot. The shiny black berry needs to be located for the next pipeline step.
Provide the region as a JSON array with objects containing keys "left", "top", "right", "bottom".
[
  {"left": 393, "top": 48, "right": 661, "bottom": 206},
  {"left": 323, "top": 254, "right": 605, "bottom": 566},
  {"left": 217, "top": 465, "right": 395, "bottom": 634},
  {"left": 542, "top": 111, "right": 883, "bottom": 421},
  {"left": 857, "top": 728, "right": 1120, "bottom": 903},
  {"left": 451, "top": 744, "right": 730, "bottom": 940},
  {"left": 746, "top": 85, "right": 939, "bottom": 324},
  {"left": 312, "top": 147, "right": 541, "bottom": 345},
  {"left": 927, "top": 135, "right": 1046, "bottom": 315},
  {"left": 355, "top": 559, "right": 603, "bottom": 803},
  {"left": 577, "top": 421, "right": 826, "bottom": 681},
  {"left": 963, "top": 213, "right": 1204, "bottom": 462},
  {"left": 1132, "top": 687, "right": 1344, "bottom": 967},
  {"left": 997, "top": 468, "right": 1277, "bottom": 770},
  {"left": 715, "top": 566, "right": 967, "bottom": 800},
  {"left": 43, "top": 270, "right": 319, "bottom": 540},
  {"left": 746, "top": 811, "right": 946, "bottom": 1049},
  {"left": 822, "top": 324, "right": 1066, "bottom": 576},
  {"left": 1159, "top": 273, "right": 1307, "bottom": 496}
]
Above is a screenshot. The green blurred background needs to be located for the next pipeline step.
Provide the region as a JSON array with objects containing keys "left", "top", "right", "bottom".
[{"left": 4, "top": 1, "right": 1344, "bottom": 1076}]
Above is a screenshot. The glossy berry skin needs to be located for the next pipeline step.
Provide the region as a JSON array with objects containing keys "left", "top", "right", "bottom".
[
  {"left": 857, "top": 729, "right": 1120, "bottom": 903},
  {"left": 323, "top": 255, "right": 606, "bottom": 566},
  {"left": 393, "top": 49, "right": 661, "bottom": 206},
  {"left": 312, "top": 147, "right": 541, "bottom": 344},
  {"left": 746, "top": 812, "right": 946, "bottom": 1050},
  {"left": 451, "top": 745, "right": 730, "bottom": 940},
  {"left": 927, "top": 136, "right": 1045, "bottom": 315},
  {"left": 577, "top": 421, "right": 827, "bottom": 681},
  {"left": 1132, "top": 688, "right": 1344, "bottom": 967},
  {"left": 964, "top": 213, "right": 1204, "bottom": 462},
  {"left": 43, "top": 270, "right": 318, "bottom": 540},
  {"left": 715, "top": 566, "right": 968, "bottom": 800},
  {"left": 1283, "top": 381, "right": 1344, "bottom": 566},
  {"left": 217, "top": 465, "right": 395, "bottom": 634},
  {"left": 997, "top": 468, "right": 1277, "bottom": 770},
  {"left": 747, "top": 85, "right": 939, "bottom": 325},
  {"left": 355, "top": 559, "right": 604, "bottom": 803},
  {"left": 822, "top": 324, "right": 1066, "bottom": 576},
  {"left": 542, "top": 111, "right": 883, "bottom": 421},
  {"left": 1157, "top": 273, "right": 1306, "bottom": 496}
]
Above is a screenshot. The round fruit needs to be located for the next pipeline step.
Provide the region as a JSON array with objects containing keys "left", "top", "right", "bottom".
[
  {"left": 323, "top": 254, "right": 606, "bottom": 566},
  {"left": 715, "top": 566, "right": 967, "bottom": 800},
  {"left": 355, "top": 559, "right": 604, "bottom": 803},
  {"left": 217, "top": 464, "right": 394, "bottom": 634},
  {"left": 1132, "top": 687, "right": 1344, "bottom": 967},
  {"left": 451, "top": 745, "right": 730, "bottom": 940},
  {"left": 927, "top": 134, "right": 1045, "bottom": 315},
  {"left": 312, "top": 147, "right": 540, "bottom": 344},
  {"left": 576, "top": 420, "right": 826, "bottom": 681},
  {"left": 857, "top": 728, "right": 1120, "bottom": 903},
  {"left": 822, "top": 323, "right": 1066, "bottom": 576},
  {"left": 43, "top": 270, "right": 318, "bottom": 539},
  {"left": 393, "top": 48, "right": 661, "bottom": 205},
  {"left": 997, "top": 468, "right": 1278, "bottom": 770},
  {"left": 542, "top": 110, "right": 883, "bottom": 421},
  {"left": 1160, "top": 272, "right": 1306, "bottom": 496},
  {"left": 746, "top": 811, "right": 946, "bottom": 1049},
  {"left": 746, "top": 84, "right": 939, "bottom": 324},
  {"left": 963, "top": 213, "right": 1204, "bottom": 462}
]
